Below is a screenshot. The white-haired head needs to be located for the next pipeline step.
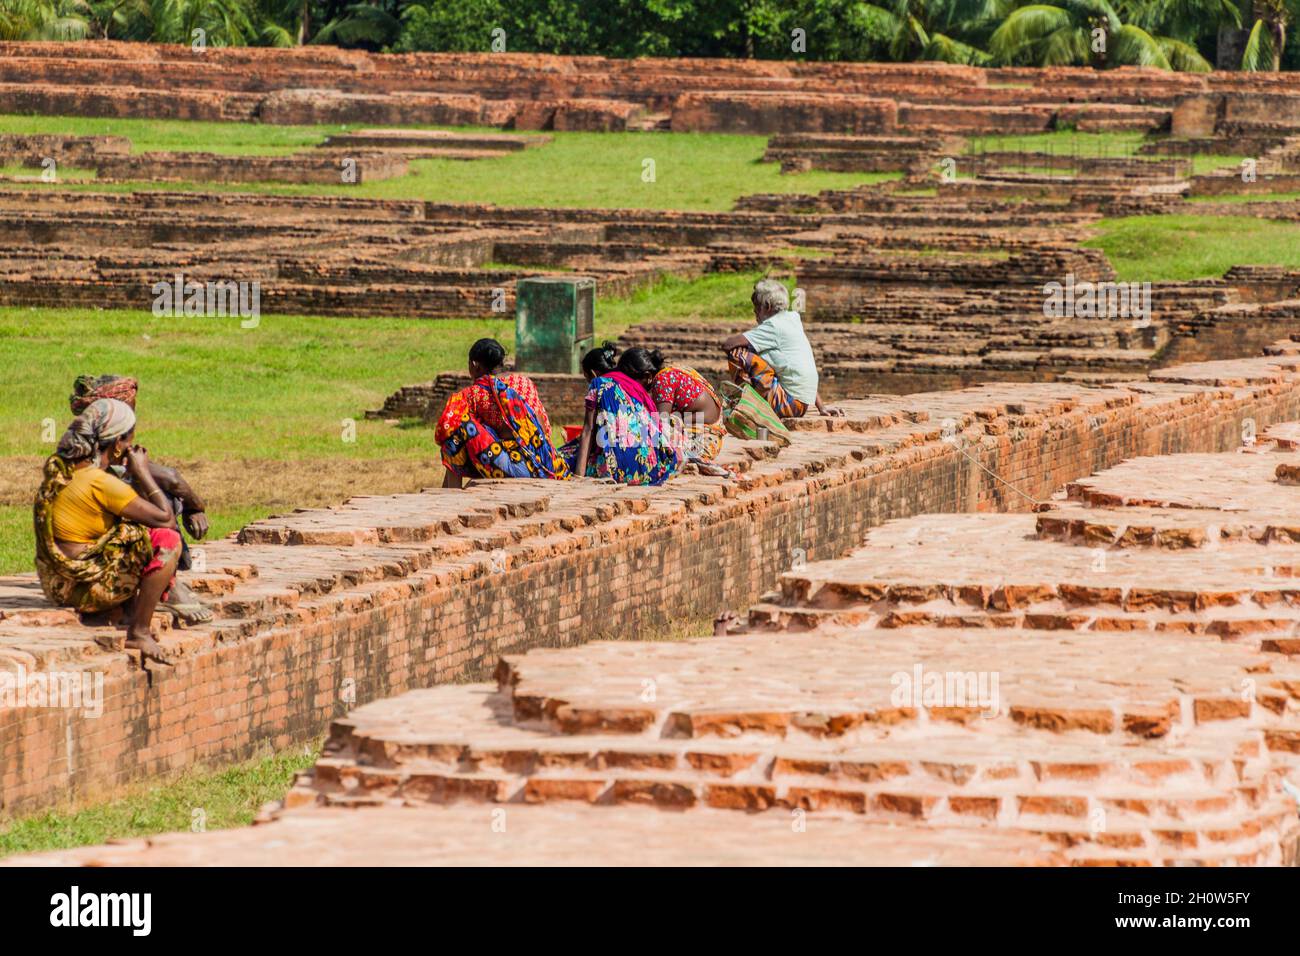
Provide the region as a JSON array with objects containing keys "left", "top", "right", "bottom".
[{"left": 751, "top": 279, "right": 790, "bottom": 320}]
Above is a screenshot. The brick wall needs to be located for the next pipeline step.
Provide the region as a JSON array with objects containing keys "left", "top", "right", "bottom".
[
  {"left": 4, "top": 358, "right": 1300, "bottom": 814},
  {"left": 10, "top": 42, "right": 1296, "bottom": 135}
]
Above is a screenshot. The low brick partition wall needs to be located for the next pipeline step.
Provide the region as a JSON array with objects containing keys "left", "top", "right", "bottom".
[
  {"left": 4, "top": 355, "right": 1300, "bottom": 817},
  {"left": 96, "top": 151, "right": 409, "bottom": 185},
  {"left": 669, "top": 92, "right": 898, "bottom": 135},
  {"left": 4, "top": 41, "right": 1300, "bottom": 137},
  {"left": 0, "top": 133, "right": 129, "bottom": 167},
  {"left": 19, "top": 408, "right": 1300, "bottom": 865},
  {"left": 1190, "top": 172, "right": 1300, "bottom": 196},
  {"left": 762, "top": 133, "right": 955, "bottom": 175}
]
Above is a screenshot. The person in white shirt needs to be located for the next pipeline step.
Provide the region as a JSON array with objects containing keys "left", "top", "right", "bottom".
[{"left": 721, "top": 279, "right": 842, "bottom": 418}]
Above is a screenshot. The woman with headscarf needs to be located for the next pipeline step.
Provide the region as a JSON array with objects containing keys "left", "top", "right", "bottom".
[
  {"left": 34, "top": 398, "right": 183, "bottom": 663},
  {"left": 435, "top": 338, "right": 569, "bottom": 488},
  {"left": 566, "top": 347, "right": 681, "bottom": 486},
  {"left": 68, "top": 373, "right": 212, "bottom": 625}
]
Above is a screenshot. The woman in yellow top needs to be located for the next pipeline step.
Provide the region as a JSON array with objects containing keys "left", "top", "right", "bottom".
[{"left": 34, "top": 398, "right": 183, "bottom": 664}]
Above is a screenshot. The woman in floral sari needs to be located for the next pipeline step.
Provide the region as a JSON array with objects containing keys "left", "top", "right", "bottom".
[
  {"left": 34, "top": 398, "right": 183, "bottom": 663},
  {"left": 435, "top": 338, "right": 568, "bottom": 488},
  {"left": 565, "top": 348, "right": 681, "bottom": 485},
  {"left": 624, "top": 348, "right": 728, "bottom": 467}
]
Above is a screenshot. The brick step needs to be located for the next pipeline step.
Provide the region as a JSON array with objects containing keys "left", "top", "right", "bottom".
[
  {"left": 302, "top": 761, "right": 1289, "bottom": 861},
  {"left": 311, "top": 752, "right": 1278, "bottom": 812},
  {"left": 749, "top": 599, "right": 1300, "bottom": 653},
  {"left": 1037, "top": 506, "right": 1300, "bottom": 548},
  {"left": 322, "top": 700, "right": 1263, "bottom": 789}
]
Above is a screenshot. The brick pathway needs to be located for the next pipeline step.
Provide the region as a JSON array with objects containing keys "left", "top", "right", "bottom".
[
  {"left": 6, "top": 354, "right": 1300, "bottom": 830},
  {"left": 15, "top": 418, "right": 1300, "bottom": 864}
]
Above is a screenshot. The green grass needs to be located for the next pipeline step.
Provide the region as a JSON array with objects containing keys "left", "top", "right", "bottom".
[
  {"left": 1189, "top": 190, "right": 1300, "bottom": 204},
  {"left": 966, "top": 132, "right": 1241, "bottom": 175},
  {"left": 597, "top": 270, "right": 763, "bottom": 327},
  {"left": 0, "top": 114, "right": 897, "bottom": 211},
  {"left": 0, "top": 309, "right": 514, "bottom": 463},
  {"left": 0, "top": 114, "right": 350, "bottom": 155},
  {"left": 969, "top": 131, "right": 1148, "bottom": 156},
  {"left": 1086, "top": 215, "right": 1300, "bottom": 282},
  {"left": 0, "top": 271, "right": 764, "bottom": 574},
  {"left": 0, "top": 740, "right": 319, "bottom": 858}
]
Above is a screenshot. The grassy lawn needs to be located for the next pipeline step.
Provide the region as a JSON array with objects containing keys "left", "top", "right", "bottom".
[
  {"left": 0, "top": 740, "right": 319, "bottom": 859},
  {"left": 967, "top": 131, "right": 1243, "bottom": 175},
  {"left": 1085, "top": 215, "right": 1300, "bottom": 282},
  {"left": 0, "top": 114, "right": 897, "bottom": 210},
  {"left": 1189, "top": 191, "right": 1300, "bottom": 204},
  {"left": 0, "top": 271, "right": 762, "bottom": 574}
]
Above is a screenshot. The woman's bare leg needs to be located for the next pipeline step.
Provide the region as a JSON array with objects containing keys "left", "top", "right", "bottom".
[{"left": 127, "top": 544, "right": 180, "bottom": 661}]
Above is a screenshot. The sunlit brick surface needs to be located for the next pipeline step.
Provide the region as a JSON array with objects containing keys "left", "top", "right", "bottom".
[
  {"left": 10, "top": 359, "right": 1300, "bottom": 862},
  {"left": 1, "top": 803, "right": 1062, "bottom": 867},
  {"left": 5, "top": 355, "right": 1300, "bottom": 824},
  {"left": 246, "top": 618, "right": 1299, "bottom": 866}
]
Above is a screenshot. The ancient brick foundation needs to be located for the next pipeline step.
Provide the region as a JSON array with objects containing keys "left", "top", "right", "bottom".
[
  {"left": 15, "top": 371, "right": 1300, "bottom": 864},
  {"left": 4, "top": 42, "right": 1300, "bottom": 137},
  {"left": 3, "top": 355, "right": 1300, "bottom": 817}
]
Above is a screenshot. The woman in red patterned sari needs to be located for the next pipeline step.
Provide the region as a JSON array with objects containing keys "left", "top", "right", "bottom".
[
  {"left": 618, "top": 348, "right": 727, "bottom": 468},
  {"left": 435, "top": 339, "right": 568, "bottom": 488}
]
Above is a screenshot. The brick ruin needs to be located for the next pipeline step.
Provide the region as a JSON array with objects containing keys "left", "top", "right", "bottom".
[
  {"left": 10, "top": 131, "right": 1291, "bottom": 402},
  {"left": 7, "top": 43, "right": 1300, "bottom": 863},
  {"left": 9, "top": 353, "right": 1300, "bottom": 864},
  {"left": 5, "top": 353, "right": 1300, "bottom": 832},
  {"left": 0, "top": 130, "right": 548, "bottom": 186},
  {"left": 6, "top": 41, "right": 1300, "bottom": 138},
  {"left": 16, "top": 172, "right": 1267, "bottom": 411},
  {"left": 5, "top": 47, "right": 1300, "bottom": 397}
]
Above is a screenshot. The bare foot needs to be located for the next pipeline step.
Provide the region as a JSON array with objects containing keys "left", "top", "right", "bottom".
[
  {"left": 125, "top": 629, "right": 172, "bottom": 665},
  {"left": 713, "top": 610, "right": 739, "bottom": 636}
]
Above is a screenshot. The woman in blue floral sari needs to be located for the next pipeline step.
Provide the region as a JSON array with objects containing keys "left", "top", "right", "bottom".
[{"left": 565, "top": 347, "right": 680, "bottom": 485}]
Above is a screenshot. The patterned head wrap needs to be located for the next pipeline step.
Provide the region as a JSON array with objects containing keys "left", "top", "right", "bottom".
[
  {"left": 56, "top": 398, "right": 137, "bottom": 462},
  {"left": 70, "top": 375, "right": 138, "bottom": 415}
]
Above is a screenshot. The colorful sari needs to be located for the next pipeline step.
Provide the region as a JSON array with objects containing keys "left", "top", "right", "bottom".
[
  {"left": 652, "top": 366, "right": 726, "bottom": 463},
  {"left": 34, "top": 454, "right": 155, "bottom": 614},
  {"left": 435, "top": 375, "right": 568, "bottom": 480},
  {"left": 563, "top": 375, "right": 680, "bottom": 485}
]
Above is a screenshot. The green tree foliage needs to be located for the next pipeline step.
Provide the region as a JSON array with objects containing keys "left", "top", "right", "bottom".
[{"left": 0, "top": 0, "right": 1291, "bottom": 68}]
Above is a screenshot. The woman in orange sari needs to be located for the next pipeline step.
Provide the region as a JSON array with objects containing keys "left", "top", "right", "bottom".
[{"left": 435, "top": 339, "right": 568, "bottom": 487}]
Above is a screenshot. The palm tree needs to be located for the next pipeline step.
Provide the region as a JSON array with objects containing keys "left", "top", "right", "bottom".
[
  {"left": 0, "top": 0, "right": 94, "bottom": 39},
  {"left": 859, "top": 0, "right": 997, "bottom": 63},
  {"left": 989, "top": 0, "right": 1213, "bottom": 69},
  {"left": 1241, "top": 0, "right": 1297, "bottom": 70},
  {"left": 311, "top": 1, "right": 401, "bottom": 48},
  {"left": 1117, "top": 0, "right": 1240, "bottom": 44}
]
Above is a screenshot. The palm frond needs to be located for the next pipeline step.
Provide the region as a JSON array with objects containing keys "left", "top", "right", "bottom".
[
  {"left": 312, "top": 3, "right": 400, "bottom": 46},
  {"left": 1109, "top": 23, "right": 1173, "bottom": 67},
  {"left": 922, "top": 30, "right": 993, "bottom": 62},
  {"left": 1239, "top": 17, "right": 1276, "bottom": 70},
  {"left": 1157, "top": 35, "right": 1213, "bottom": 70}
]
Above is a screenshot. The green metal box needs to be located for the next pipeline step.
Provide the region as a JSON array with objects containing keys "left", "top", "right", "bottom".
[{"left": 515, "top": 276, "right": 595, "bottom": 374}]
